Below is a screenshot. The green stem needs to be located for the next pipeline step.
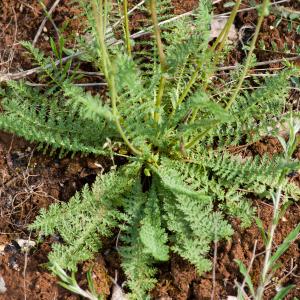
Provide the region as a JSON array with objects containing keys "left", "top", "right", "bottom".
[
  {"left": 103, "top": 0, "right": 108, "bottom": 36},
  {"left": 174, "top": 0, "right": 241, "bottom": 113},
  {"left": 225, "top": 0, "right": 270, "bottom": 111},
  {"left": 110, "top": 74, "right": 142, "bottom": 156},
  {"left": 185, "top": 125, "right": 217, "bottom": 150},
  {"left": 210, "top": 0, "right": 241, "bottom": 53},
  {"left": 175, "top": 63, "right": 203, "bottom": 109},
  {"left": 255, "top": 186, "right": 282, "bottom": 300},
  {"left": 92, "top": 0, "right": 110, "bottom": 79},
  {"left": 185, "top": 0, "right": 269, "bottom": 149},
  {"left": 150, "top": 0, "right": 167, "bottom": 123},
  {"left": 149, "top": 0, "right": 167, "bottom": 71},
  {"left": 123, "top": 0, "right": 132, "bottom": 56},
  {"left": 92, "top": 0, "right": 141, "bottom": 156},
  {"left": 154, "top": 75, "right": 167, "bottom": 122}
]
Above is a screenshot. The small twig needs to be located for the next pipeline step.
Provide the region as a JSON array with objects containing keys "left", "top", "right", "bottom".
[
  {"left": 217, "top": 0, "right": 289, "bottom": 18},
  {"left": 211, "top": 241, "right": 218, "bottom": 300},
  {"left": 24, "top": 81, "right": 107, "bottom": 87},
  {"left": 8, "top": 7, "right": 18, "bottom": 72},
  {"left": 0, "top": 52, "right": 82, "bottom": 82},
  {"left": 241, "top": 240, "right": 258, "bottom": 290},
  {"left": 115, "top": 229, "right": 121, "bottom": 251},
  {"left": 225, "top": 0, "right": 270, "bottom": 110},
  {"left": 33, "top": 0, "right": 62, "bottom": 46},
  {"left": 264, "top": 259, "right": 298, "bottom": 292},
  {"left": 235, "top": 279, "right": 251, "bottom": 299},
  {"left": 22, "top": 231, "right": 32, "bottom": 300},
  {"left": 116, "top": 0, "right": 290, "bottom": 43},
  {"left": 218, "top": 55, "right": 300, "bottom": 72},
  {"left": 113, "top": 0, "right": 146, "bottom": 29}
]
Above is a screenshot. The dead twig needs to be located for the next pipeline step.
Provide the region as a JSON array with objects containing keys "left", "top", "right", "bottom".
[
  {"left": 241, "top": 240, "right": 258, "bottom": 290},
  {"left": 24, "top": 81, "right": 107, "bottom": 87},
  {"left": 0, "top": 51, "right": 82, "bottom": 82},
  {"left": 1, "top": 53, "right": 298, "bottom": 84},
  {"left": 218, "top": 55, "right": 300, "bottom": 71},
  {"left": 22, "top": 232, "right": 32, "bottom": 300},
  {"left": 33, "top": 0, "right": 62, "bottom": 46},
  {"left": 210, "top": 240, "right": 218, "bottom": 300},
  {"left": 0, "top": 0, "right": 297, "bottom": 84}
]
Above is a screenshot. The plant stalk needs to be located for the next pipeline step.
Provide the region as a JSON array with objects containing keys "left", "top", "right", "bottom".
[
  {"left": 150, "top": 0, "right": 167, "bottom": 123},
  {"left": 185, "top": 0, "right": 269, "bottom": 149},
  {"left": 92, "top": 0, "right": 110, "bottom": 79},
  {"left": 110, "top": 74, "right": 142, "bottom": 156},
  {"left": 210, "top": 0, "right": 241, "bottom": 53},
  {"left": 123, "top": 0, "right": 132, "bottom": 56},
  {"left": 255, "top": 186, "right": 282, "bottom": 300},
  {"left": 225, "top": 0, "right": 270, "bottom": 110},
  {"left": 174, "top": 0, "right": 241, "bottom": 112},
  {"left": 92, "top": 0, "right": 141, "bottom": 156}
]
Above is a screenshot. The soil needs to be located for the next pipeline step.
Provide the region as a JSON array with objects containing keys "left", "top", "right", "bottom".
[{"left": 0, "top": 0, "right": 300, "bottom": 299}]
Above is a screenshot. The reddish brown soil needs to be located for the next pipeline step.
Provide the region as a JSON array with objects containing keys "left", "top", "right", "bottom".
[
  {"left": 0, "top": 0, "right": 300, "bottom": 299},
  {"left": 0, "top": 0, "right": 85, "bottom": 73}
]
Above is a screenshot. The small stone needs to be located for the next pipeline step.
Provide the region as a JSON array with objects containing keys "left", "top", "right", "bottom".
[
  {"left": 210, "top": 18, "right": 237, "bottom": 43},
  {"left": 0, "top": 276, "right": 7, "bottom": 294},
  {"left": 111, "top": 284, "right": 128, "bottom": 300},
  {"left": 16, "top": 239, "right": 36, "bottom": 251}
]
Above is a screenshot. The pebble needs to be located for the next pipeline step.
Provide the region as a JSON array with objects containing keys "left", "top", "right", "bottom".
[
  {"left": 0, "top": 276, "right": 7, "bottom": 294},
  {"left": 210, "top": 18, "right": 238, "bottom": 43}
]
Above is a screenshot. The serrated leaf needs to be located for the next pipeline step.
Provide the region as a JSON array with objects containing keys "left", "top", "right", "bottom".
[{"left": 140, "top": 218, "right": 169, "bottom": 261}]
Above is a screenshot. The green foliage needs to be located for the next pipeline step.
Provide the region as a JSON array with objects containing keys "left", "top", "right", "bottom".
[
  {"left": 50, "top": 262, "right": 103, "bottom": 300},
  {"left": 1, "top": 0, "right": 300, "bottom": 299},
  {"left": 0, "top": 81, "right": 110, "bottom": 157}
]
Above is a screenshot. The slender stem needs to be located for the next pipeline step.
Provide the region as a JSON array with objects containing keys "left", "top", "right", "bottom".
[
  {"left": 210, "top": 0, "right": 241, "bottom": 52},
  {"left": 185, "top": 126, "right": 216, "bottom": 149},
  {"left": 175, "top": 63, "right": 203, "bottom": 108},
  {"left": 210, "top": 241, "right": 218, "bottom": 300},
  {"left": 92, "top": 0, "right": 141, "bottom": 156},
  {"left": 255, "top": 186, "right": 282, "bottom": 300},
  {"left": 123, "top": 0, "right": 132, "bottom": 56},
  {"left": 154, "top": 75, "right": 167, "bottom": 122},
  {"left": 225, "top": 0, "right": 270, "bottom": 111},
  {"left": 103, "top": 0, "right": 108, "bottom": 36},
  {"left": 110, "top": 74, "right": 142, "bottom": 156},
  {"left": 149, "top": 0, "right": 167, "bottom": 71},
  {"left": 174, "top": 0, "right": 241, "bottom": 113},
  {"left": 150, "top": 0, "right": 167, "bottom": 123},
  {"left": 185, "top": 0, "right": 269, "bottom": 149},
  {"left": 92, "top": 0, "right": 110, "bottom": 79}
]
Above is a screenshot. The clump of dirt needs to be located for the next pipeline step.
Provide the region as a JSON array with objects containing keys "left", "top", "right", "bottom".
[{"left": 0, "top": 0, "right": 84, "bottom": 73}]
